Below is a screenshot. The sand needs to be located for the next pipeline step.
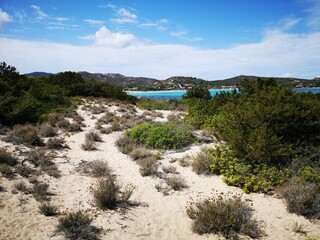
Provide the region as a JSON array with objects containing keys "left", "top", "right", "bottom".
[{"left": 0, "top": 101, "right": 319, "bottom": 240}]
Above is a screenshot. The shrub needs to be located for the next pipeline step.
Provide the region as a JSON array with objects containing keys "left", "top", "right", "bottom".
[
  {"left": 16, "top": 165, "right": 36, "bottom": 178},
  {"left": 128, "top": 147, "right": 152, "bottom": 160},
  {"left": 92, "top": 174, "right": 135, "bottom": 209},
  {"left": 186, "top": 194, "right": 263, "bottom": 239},
  {"left": 85, "top": 131, "right": 102, "bottom": 142},
  {"left": 45, "top": 165, "right": 61, "bottom": 178},
  {"left": 191, "top": 149, "right": 212, "bottom": 175},
  {"left": 47, "top": 113, "right": 64, "bottom": 127},
  {"left": 14, "top": 181, "right": 30, "bottom": 194},
  {"left": 67, "top": 123, "right": 82, "bottom": 132},
  {"left": 0, "top": 164, "right": 14, "bottom": 178},
  {"left": 4, "top": 125, "right": 44, "bottom": 146},
  {"left": 89, "top": 160, "right": 112, "bottom": 177},
  {"left": 281, "top": 178, "right": 320, "bottom": 219},
  {"left": 116, "top": 135, "right": 135, "bottom": 154},
  {"left": 32, "top": 182, "right": 50, "bottom": 201},
  {"left": 27, "top": 150, "right": 52, "bottom": 167},
  {"left": 139, "top": 157, "right": 159, "bottom": 176},
  {"left": 0, "top": 148, "right": 18, "bottom": 166},
  {"left": 55, "top": 211, "right": 101, "bottom": 240},
  {"left": 81, "top": 140, "right": 97, "bottom": 151},
  {"left": 39, "top": 124, "right": 57, "bottom": 137},
  {"left": 47, "top": 137, "right": 66, "bottom": 150},
  {"left": 57, "top": 119, "right": 70, "bottom": 129},
  {"left": 127, "top": 122, "right": 195, "bottom": 149},
  {"left": 166, "top": 113, "right": 180, "bottom": 122},
  {"left": 162, "top": 165, "right": 177, "bottom": 174},
  {"left": 39, "top": 202, "right": 59, "bottom": 216},
  {"left": 165, "top": 175, "right": 188, "bottom": 191}
]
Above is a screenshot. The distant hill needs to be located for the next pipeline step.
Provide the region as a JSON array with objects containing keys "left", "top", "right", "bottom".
[
  {"left": 24, "top": 71, "right": 320, "bottom": 90},
  {"left": 24, "top": 72, "right": 53, "bottom": 77},
  {"left": 79, "top": 72, "right": 159, "bottom": 89}
]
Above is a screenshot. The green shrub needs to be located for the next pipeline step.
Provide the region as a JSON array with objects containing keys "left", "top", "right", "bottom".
[
  {"left": 186, "top": 194, "right": 263, "bottom": 239},
  {"left": 92, "top": 174, "right": 134, "bottom": 209},
  {"left": 55, "top": 211, "right": 101, "bottom": 240},
  {"left": 127, "top": 122, "right": 195, "bottom": 149},
  {"left": 39, "top": 202, "right": 59, "bottom": 216},
  {"left": 281, "top": 178, "right": 320, "bottom": 219}
]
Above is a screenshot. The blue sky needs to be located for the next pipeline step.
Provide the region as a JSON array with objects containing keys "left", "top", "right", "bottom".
[{"left": 0, "top": 0, "right": 319, "bottom": 79}]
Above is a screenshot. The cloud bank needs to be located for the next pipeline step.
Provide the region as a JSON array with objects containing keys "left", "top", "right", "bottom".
[
  {"left": 1, "top": 27, "right": 319, "bottom": 79},
  {"left": 0, "top": 9, "right": 11, "bottom": 28}
]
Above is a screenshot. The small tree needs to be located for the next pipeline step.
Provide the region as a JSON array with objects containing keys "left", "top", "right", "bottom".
[{"left": 183, "top": 85, "right": 211, "bottom": 100}]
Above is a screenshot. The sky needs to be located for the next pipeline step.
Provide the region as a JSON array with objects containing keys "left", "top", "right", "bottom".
[{"left": 0, "top": 0, "right": 319, "bottom": 80}]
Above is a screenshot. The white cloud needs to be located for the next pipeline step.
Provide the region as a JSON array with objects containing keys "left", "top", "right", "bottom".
[
  {"left": 140, "top": 19, "right": 168, "bottom": 31},
  {"left": 81, "top": 26, "right": 136, "bottom": 48},
  {"left": 83, "top": 19, "right": 105, "bottom": 25},
  {"left": 278, "top": 15, "right": 302, "bottom": 30},
  {"left": 0, "top": 9, "right": 12, "bottom": 28},
  {"left": 54, "top": 17, "right": 69, "bottom": 21},
  {"left": 170, "top": 30, "right": 203, "bottom": 41},
  {"left": 30, "top": 5, "right": 48, "bottom": 20},
  {"left": 110, "top": 7, "right": 138, "bottom": 24},
  {"left": 0, "top": 30, "right": 319, "bottom": 79}
]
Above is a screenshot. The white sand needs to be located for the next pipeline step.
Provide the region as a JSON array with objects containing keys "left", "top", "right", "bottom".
[{"left": 0, "top": 101, "right": 319, "bottom": 240}]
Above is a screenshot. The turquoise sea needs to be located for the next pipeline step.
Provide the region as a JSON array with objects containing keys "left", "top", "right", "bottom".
[{"left": 128, "top": 88, "right": 320, "bottom": 100}]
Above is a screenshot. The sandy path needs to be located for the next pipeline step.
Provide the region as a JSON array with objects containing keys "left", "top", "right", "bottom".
[{"left": 0, "top": 103, "right": 319, "bottom": 240}]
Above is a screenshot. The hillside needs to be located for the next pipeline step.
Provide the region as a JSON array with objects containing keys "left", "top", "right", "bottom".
[{"left": 25, "top": 71, "right": 320, "bottom": 90}]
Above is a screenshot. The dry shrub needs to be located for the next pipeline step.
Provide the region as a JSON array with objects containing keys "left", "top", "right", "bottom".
[
  {"left": 85, "top": 131, "right": 102, "bottom": 142},
  {"left": 186, "top": 193, "right": 263, "bottom": 239},
  {"left": 179, "top": 157, "right": 192, "bottom": 167},
  {"left": 4, "top": 125, "right": 44, "bottom": 146},
  {"left": 47, "top": 137, "right": 66, "bottom": 150},
  {"left": 139, "top": 157, "right": 159, "bottom": 176},
  {"left": 39, "top": 123, "right": 57, "bottom": 137},
  {"left": 166, "top": 113, "right": 180, "bottom": 122},
  {"left": 39, "top": 202, "right": 59, "bottom": 216},
  {"left": 0, "top": 164, "right": 14, "bottom": 178},
  {"left": 57, "top": 119, "right": 70, "bottom": 129},
  {"left": 32, "top": 182, "right": 50, "bottom": 201},
  {"left": 90, "top": 160, "right": 112, "bottom": 177},
  {"left": 165, "top": 175, "right": 187, "bottom": 190},
  {"left": 14, "top": 181, "right": 30, "bottom": 194},
  {"left": 92, "top": 174, "right": 135, "bottom": 209},
  {"left": 81, "top": 140, "right": 97, "bottom": 151},
  {"left": 162, "top": 165, "right": 177, "bottom": 174},
  {"left": 46, "top": 113, "right": 64, "bottom": 127},
  {"left": 0, "top": 148, "right": 18, "bottom": 166},
  {"left": 67, "top": 123, "right": 82, "bottom": 132},
  {"left": 91, "top": 105, "right": 106, "bottom": 114},
  {"left": 116, "top": 135, "right": 135, "bottom": 154},
  {"left": 281, "top": 178, "right": 320, "bottom": 219},
  {"left": 128, "top": 147, "right": 152, "bottom": 160},
  {"left": 56, "top": 211, "right": 101, "bottom": 240},
  {"left": 16, "top": 165, "right": 36, "bottom": 178},
  {"left": 191, "top": 148, "right": 212, "bottom": 175}
]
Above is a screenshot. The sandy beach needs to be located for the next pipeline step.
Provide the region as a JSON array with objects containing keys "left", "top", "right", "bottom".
[{"left": 0, "top": 100, "right": 319, "bottom": 240}]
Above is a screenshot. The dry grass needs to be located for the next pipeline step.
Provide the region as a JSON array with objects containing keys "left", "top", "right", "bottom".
[
  {"left": 186, "top": 193, "right": 263, "bottom": 239},
  {"left": 162, "top": 165, "right": 177, "bottom": 174},
  {"left": 4, "top": 124, "right": 44, "bottom": 146},
  {"left": 85, "top": 131, "right": 102, "bottom": 142},
  {"left": 165, "top": 175, "right": 188, "bottom": 191},
  {"left": 139, "top": 157, "right": 159, "bottom": 177},
  {"left": 128, "top": 147, "right": 152, "bottom": 160},
  {"left": 39, "top": 202, "right": 59, "bottom": 216},
  {"left": 47, "top": 137, "right": 66, "bottom": 150},
  {"left": 81, "top": 140, "right": 97, "bottom": 151},
  {"left": 191, "top": 148, "right": 212, "bottom": 175},
  {"left": 89, "top": 160, "right": 112, "bottom": 177}
]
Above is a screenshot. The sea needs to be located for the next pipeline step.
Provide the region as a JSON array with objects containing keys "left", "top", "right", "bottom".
[{"left": 128, "top": 88, "right": 320, "bottom": 100}]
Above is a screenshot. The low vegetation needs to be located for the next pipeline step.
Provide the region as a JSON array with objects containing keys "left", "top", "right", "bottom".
[
  {"left": 186, "top": 193, "right": 263, "bottom": 239},
  {"left": 127, "top": 122, "right": 195, "bottom": 149},
  {"left": 39, "top": 202, "right": 59, "bottom": 216},
  {"left": 55, "top": 211, "right": 101, "bottom": 240}
]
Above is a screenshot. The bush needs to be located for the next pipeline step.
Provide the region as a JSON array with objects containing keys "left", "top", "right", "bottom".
[
  {"left": 0, "top": 148, "right": 18, "bottom": 166},
  {"left": 16, "top": 165, "right": 36, "bottom": 178},
  {"left": 191, "top": 148, "right": 212, "bottom": 175},
  {"left": 55, "top": 211, "right": 101, "bottom": 240},
  {"left": 32, "top": 182, "right": 50, "bottom": 201},
  {"left": 92, "top": 174, "right": 134, "bottom": 209},
  {"left": 39, "top": 124, "right": 57, "bottom": 137},
  {"left": 128, "top": 147, "right": 152, "bottom": 160},
  {"left": 4, "top": 125, "right": 44, "bottom": 146},
  {"left": 139, "top": 157, "right": 159, "bottom": 176},
  {"left": 81, "top": 140, "right": 97, "bottom": 151},
  {"left": 186, "top": 194, "right": 263, "bottom": 239},
  {"left": 162, "top": 165, "right": 177, "bottom": 174},
  {"left": 85, "top": 131, "right": 102, "bottom": 142},
  {"left": 0, "top": 164, "right": 14, "bottom": 178},
  {"left": 14, "top": 181, "right": 30, "bottom": 194},
  {"left": 127, "top": 122, "right": 195, "bottom": 149},
  {"left": 47, "top": 137, "right": 66, "bottom": 149},
  {"left": 281, "top": 178, "right": 320, "bottom": 219},
  {"left": 89, "top": 160, "right": 112, "bottom": 177},
  {"left": 39, "top": 202, "right": 59, "bottom": 216},
  {"left": 116, "top": 135, "right": 135, "bottom": 154},
  {"left": 165, "top": 175, "right": 188, "bottom": 191},
  {"left": 66, "top": 123, "right": 82, "bottom": 132}
]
